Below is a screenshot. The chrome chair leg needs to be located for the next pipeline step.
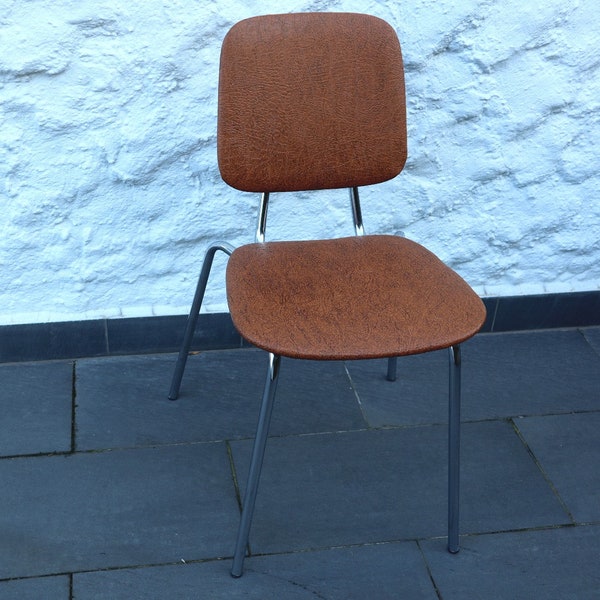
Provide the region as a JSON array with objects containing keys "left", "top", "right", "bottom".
[
  {"left": 447, "top": 344, "right": 461, "bottom": 553},
  {"left": 168, "top": 242, "right": 234, "bottom": 400},
  {"left": 231, "top": 353, "right": 281, "bottom": 577}
]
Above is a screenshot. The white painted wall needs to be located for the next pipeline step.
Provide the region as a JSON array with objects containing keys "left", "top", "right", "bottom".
[{"left": 1, "top": 0, "right": 599, "bottom": 325}]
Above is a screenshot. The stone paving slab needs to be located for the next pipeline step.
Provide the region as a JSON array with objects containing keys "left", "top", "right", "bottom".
[
  {"left": 461, "top": 329, "right": 600, "bottom": 419},
  {"left": 75, "top": 350, "right": 364, "bottom": 451},
  {"left": 345, "top": 352, "right": 448, "bottom": 427},
  {"left": 347, "top": 329, "right": 600, "bottom": 427},
  {"left": 583, "top": 326, "right": 600, "bottom": 355},
  {"left": 516, "top": 412, "right": 600, "bottom": 523},
  {"left": 0, "top": 360, "right": 73, "bottom": 456},
  {"left": 73, "top": 542, "right": 437, "bottom": 599},
  {"left": 0, "top": 443, "right": 239, "bottom": 580},
  {"left": 0, "top": 576, "right": 70, "bottom": 600},
  {"left": 421, "top": 524, "right": 600, "bottom": 600},
  {"left": 1, "top": 328, "right": 598, "bottom": 595},
  {"left": 230, "top": 421, "right": 568, "bottom": 555}
]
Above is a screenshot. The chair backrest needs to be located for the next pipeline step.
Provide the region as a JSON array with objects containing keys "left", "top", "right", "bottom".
[{"left": 217, "top": 12, "right": 407, "bottom": 193}]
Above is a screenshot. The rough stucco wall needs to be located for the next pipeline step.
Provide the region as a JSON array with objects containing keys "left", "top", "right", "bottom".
[{"left": 1, "top": 0, "right": 599, "bottom": 325}]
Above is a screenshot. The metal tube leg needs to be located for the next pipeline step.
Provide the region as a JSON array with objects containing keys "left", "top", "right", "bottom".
[
  {"left": 231, "top": 353, "right": 281, "bottom": 578},
  {"left": 168, "top": 242, "right": 234, "bottom": 400},
  {"left": 386, "top": 356, "right": 398, "bottom": 382},
  {"left": 448, "top": 344, "right": 461, "bottom": 553}
]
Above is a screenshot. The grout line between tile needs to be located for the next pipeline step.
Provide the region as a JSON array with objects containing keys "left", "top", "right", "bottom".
[
  {"left": 509, "top": 418, "right": 576, "bottom": 524},
  {"left": 71, "top": 361, "right": 77, "bottom": 454},
  {"left": 2, "top": 412, "right": 598, "bottom": 463},
  {"left": 343, "top": 362, "right": 371, "bottom": 427},
  {"left": 5, "top": 523, "right": 599, "bottom": 585},
  {"left": 416, "top": 540, "right": 443, "bottom": 600},
  {"left": 579, "top": 327, "right": 600, "bottom": 360},
  {"left": 225, "top": 441, "right": 243, "bottom": 512}
]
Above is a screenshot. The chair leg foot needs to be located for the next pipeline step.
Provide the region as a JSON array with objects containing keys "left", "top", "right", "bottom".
[{"left": 448, "top": 344, "right": 461, "bottom": 555}]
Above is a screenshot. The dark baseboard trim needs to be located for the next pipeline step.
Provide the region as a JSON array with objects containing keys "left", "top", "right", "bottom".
[{"left": 1, "top": 291, "right": 599, "bottom": 363}]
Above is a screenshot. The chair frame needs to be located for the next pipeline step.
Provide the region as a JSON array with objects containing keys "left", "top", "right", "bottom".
[{"left": 168, "top": 186, "right": 463, "bottom": 577}]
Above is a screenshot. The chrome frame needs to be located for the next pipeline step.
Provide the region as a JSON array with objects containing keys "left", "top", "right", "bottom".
[
  {"left": 168, "top": 241, "right": 234, "bottom": 400},
  {"left": 169, "top": 187, "right": 464, "bottom": 577},
  {"left": 255, "top": 192, "right": 270, "bottom": 243},
  {"left": 349, "top": 186, "right": 365, "bottom": 236},
  {"left": 448, "top": 344, "right": 461, "bottom": 553},
  {"left": 350, "top": 187, "right": 398, "bottom": 381},
  {"left": 230, "top": 343, "right": 464, "bottom": 576},
  {"left": 231, "top": 352, "right": 281, "bottom": 577},
  {"left": 168, "top": 191, "right": 270, "bottom": 400}
]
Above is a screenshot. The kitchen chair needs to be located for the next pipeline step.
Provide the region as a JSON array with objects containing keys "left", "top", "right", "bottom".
[{"left": 168, "top": 12, "right": 486, "bottom": 577}]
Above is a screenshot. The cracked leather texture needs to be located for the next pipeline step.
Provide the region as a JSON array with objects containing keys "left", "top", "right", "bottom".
[
  {"left": 217, "top": 13, "right": 407, "bottom": 192},
  {"left": 227, "top": 236, "right": 486, "bottom": 360}
]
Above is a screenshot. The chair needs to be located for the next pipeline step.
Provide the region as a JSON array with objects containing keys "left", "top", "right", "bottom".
[{"left": 168, "top": 12, "right": 486, "bottom": 577}]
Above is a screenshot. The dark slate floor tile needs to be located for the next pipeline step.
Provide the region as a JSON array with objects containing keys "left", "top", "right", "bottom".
[
  {"left": 229, "top": 421, "right": 568, "bottom": 555},
  {"left": 345, "top": 352, "right": 448, "bottom": 427},
  {"left": 515, "top": 412, "right": 600, "bottom": 523},
  {"left": 582, "top": 326, "right": 600, "bottom": 356},
  {"left": 73, "top": 542, "right": 437, "bottom": 600},
  {"left": 75, "top": 350, "right": 365, "bottom": 451},
  {"left": 0, "top": 443, "right": 238, "bottom": 580},
  {"left": 0, "top": 576, "right": 70, "bottom": 599},
  {"left": 347, "top": 329, "right": 600, "bottom": 427},
  {"left": 422, "top": 525, "right": 600, "bottom": 600},
  {"left": 0, "top": 361, "right": 73, "bottom": 456},
  {"left": 74, "top": 561, "right": 315, "bottom": 600},
  {"left": 273, "top": 355, "right": 366, "bottom": 434},
  {"left": 462, "top": 330, "right": 600, "bottom": 419},
  {"left": 246, "top": 542, "right": 438, "bottom": 599}
]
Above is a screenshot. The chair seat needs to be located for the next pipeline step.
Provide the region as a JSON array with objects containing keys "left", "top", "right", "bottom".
[{"left": 226, "top": 235, "right": 486, "bottom": 360}]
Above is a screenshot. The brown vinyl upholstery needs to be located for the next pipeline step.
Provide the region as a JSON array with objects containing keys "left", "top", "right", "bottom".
[
  {"left": 227, "top": 235, "right": 485, "bottom": 360},
  {"left": 218, "top": 12, "right": 407, "bottom": 192},
  {"left": 221, "top": 13, "right": 485, "bottom": 361}
]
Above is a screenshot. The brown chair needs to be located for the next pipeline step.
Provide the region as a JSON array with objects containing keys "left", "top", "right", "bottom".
[{"left": 169, "top": 12, "right": 486, "bottom": 577}]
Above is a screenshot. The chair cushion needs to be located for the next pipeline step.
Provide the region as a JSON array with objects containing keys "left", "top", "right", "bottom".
[{"left": 226, "top": 235, "right": 486, "bottom": 360}]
